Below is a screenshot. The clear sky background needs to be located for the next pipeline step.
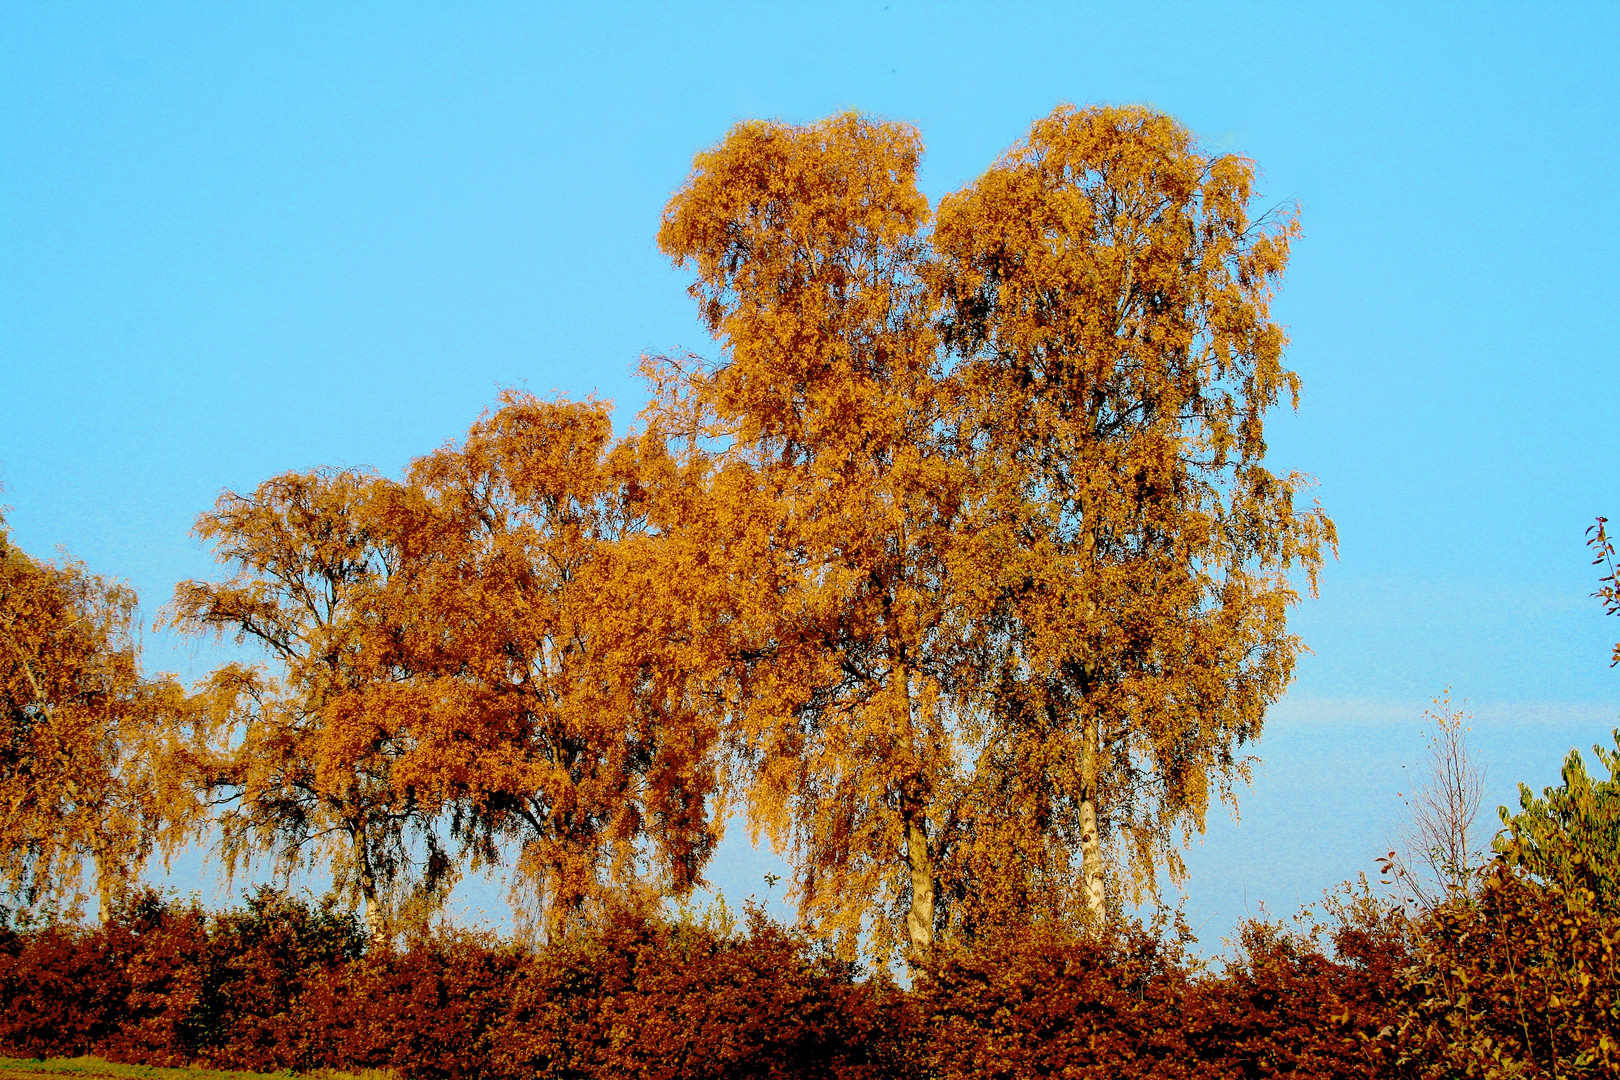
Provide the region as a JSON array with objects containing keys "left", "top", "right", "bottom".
[{"left": 3, "top": 2, "right": 1617, "bottom": 950}]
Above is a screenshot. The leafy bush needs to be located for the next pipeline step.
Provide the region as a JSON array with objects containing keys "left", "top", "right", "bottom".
[
  {"left": 8, "top": 875, "right": 1615, "bottom": 1080},
  {"left": 487, "top": 906, "right": 904, "bottom": 1080},
  {"left": 920, "top": 923, "right": 1206, "bottom": 1080},
  {"left": 1, "top": 893, "right": 908, "bottom": 1080},
  {"left": 1496, "top": 730, "right": 1620, "bottom": 913},
  {"left": 0, "top": 887, "right": 363, "bottom": 1068},
  {"left": 94, "top": 890, "right": 211, "bottom": 1066},
  {"left": 295, "top": 930, "right": 521, "bottom": 1080},
  {"left": 185, "top": 887, "right": 367, "bottom": 1070},
  {"left": 0, "top": 921, "right": 127, "bottom": 1056},
  {"left": 920, "top": 906, "right": 1414, "bottom": 1080},
  {"left": 1398, "top": 864, "right": 1620, "bottom": 1078},
  {"left": 1196, "top": 909, "right": 1408, "bottom": 1080}
]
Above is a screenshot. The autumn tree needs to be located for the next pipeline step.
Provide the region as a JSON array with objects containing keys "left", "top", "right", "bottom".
[
  {"left": 156, "top": 103, "right": 1331, "bottom": 956},
  {"left": 0, "top": 512, "right": 201, "bottom": 920},
  {"left": 653, "top": 106, "right": 1332, "bottom": 953},
  {"left": 654, "top": 114, "right": 982, "bottom": 960},
  {"left": 382, "top": 392, "right": 724, "bottom": 937},
  {"left": 929, "top": 105, "right": 1335, "bottom": 921},
  {"left": 168, "top": 469, "right": 449, "bottom": 939}
]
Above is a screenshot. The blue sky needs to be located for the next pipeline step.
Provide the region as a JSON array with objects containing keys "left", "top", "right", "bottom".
[{"left": 3, "top": 2, "right": 1617, "bottom": 947}]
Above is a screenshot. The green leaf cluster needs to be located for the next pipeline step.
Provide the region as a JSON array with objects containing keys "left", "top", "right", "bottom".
[{"left": 1495, "top": 730, "right": 1620, "bottom": 914}]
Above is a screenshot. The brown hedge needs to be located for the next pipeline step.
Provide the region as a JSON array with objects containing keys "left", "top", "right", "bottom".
[{"left": 4, "top": 870, "right": 1605, "bottom": 1080}]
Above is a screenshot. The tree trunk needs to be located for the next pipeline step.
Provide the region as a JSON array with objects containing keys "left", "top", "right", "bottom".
[
  {"left": 897, "top": 660, "right": 934, "bottom": 959},
  {"left": 93, "top": 841, "right": 114, "bottom": 926},
  {"left": 355, "top": 842, "right": 387, "bottom": 943},
  {"left": 902, "top": 786, "right": 935, "bottom": 958},
  {"left": 360, "top": 891, "right": 386, "bottom": 942},
  {"left": 1076, "top": 515, "right": 1107, "bottom": 924},
  {"left": 1078, "top": 712, "right": 1106, "bottom": 923}
]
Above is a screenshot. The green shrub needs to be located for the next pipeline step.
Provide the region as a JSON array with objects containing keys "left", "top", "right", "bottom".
[
  {"left": 1496, "top": 730, "right": 1620, "bottom": 913},
  {"left": 1398, "top": 864, "right": 1619, "bottom": 1078}
]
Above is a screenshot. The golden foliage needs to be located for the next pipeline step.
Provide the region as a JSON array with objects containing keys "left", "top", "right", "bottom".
[
  {"left": 382, "top": 392, "right": 724, "bottom": 934},
  {"left": 653, "top": 105, "right": 1334, "bottom": 954},
  {"left": 169, "top": 397, "right": 733, "bottom": 940},
  {"left": 24, "top": 103, "right": 1332, "bottom": 959},
  {"left": 932, "top": 105, "right": 1335, "bottom": 920},
  {"left": 0, "top": 516, "right": 202, "bottom": 918},
  {"left": 167, "top": 469, "right": 449, "bottom": 938},
  {"left": 656, "top": 113, "right": 980, "bottom": 960}
]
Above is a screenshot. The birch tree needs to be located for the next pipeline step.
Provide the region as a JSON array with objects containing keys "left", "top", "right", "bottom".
[
  {"left": 655, "top": 104, "right": 1333, "bottom": 950},
  {"left": 1, "top": 515, "right": 202, "bottom": 920},
  {"left": 169, "top": 469, "right": 447, "bottom": 939},
  {"left": 933, "top": 105, "right": 1335, "bottom": 919},
  {"left": 381, "top": 392, "right": 725, "bottom": 938},
  {"left": 655, "top": 114, "right": 982, "bottom": 960}
]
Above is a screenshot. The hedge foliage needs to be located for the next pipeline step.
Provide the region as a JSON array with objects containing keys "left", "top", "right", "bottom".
[{"left": 3, "top": 870, "right": 1615, "bottom": 1080}]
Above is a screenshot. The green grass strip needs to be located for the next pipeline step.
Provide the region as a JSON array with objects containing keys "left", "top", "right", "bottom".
[{"left": 0, "top": 1058, "right": 398, "bottom": 1080}]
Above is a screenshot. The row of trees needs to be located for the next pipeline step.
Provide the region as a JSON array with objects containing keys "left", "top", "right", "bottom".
[{"left": 2, "top": 105, "right": 1336, "bottom": 960}]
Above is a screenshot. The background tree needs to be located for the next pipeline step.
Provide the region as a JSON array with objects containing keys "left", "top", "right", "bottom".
[
  {"left": 1403, "top": 727, "right": 1620, "bottom": 1080},
  {"left": 168, "top": 469, "right": 448, "bottom": 940},
  {"left": 1386, "top": 692, "right": 1487, "bottom": 910},
  {"left": 655, "top": 114, "right": 984, "bottom": 960},
  {"left": 931, "top": 104, "right": 1336, "bottom": 920},
  {"left": 1397, "top": 543, "right": 1620, "bottom": 1077},
  {"left": 385, "top": 392, "right": 724, "bottom": 938},
  {"left": 1, "top": 512, "right": 201, "bottom": 920}
]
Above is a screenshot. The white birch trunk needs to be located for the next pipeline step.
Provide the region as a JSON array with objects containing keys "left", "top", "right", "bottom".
[
  {"left": 1078, "top": 713, "right": 1106, "bottom": 923},
  {"left": 905, "top": 809, "right": 935, "bottom": 956}
]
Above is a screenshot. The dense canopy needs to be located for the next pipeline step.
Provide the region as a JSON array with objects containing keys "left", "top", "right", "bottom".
[{"left": 4, "top": 106, "right": 1334, "bottom": 960}]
